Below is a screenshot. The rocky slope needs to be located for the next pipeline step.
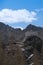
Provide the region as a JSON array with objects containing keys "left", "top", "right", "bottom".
[
  {"left": 0, "top": 22, "right": 43, "bottom": 65},
  {"left": 23, "top": 24, "right": 43, "bottom": 41},
  {"left": 0, "top": 22, "right": 43, "bottom": 44}
]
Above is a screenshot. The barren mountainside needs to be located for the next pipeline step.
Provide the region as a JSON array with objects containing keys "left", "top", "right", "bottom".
[
  {"left": 0, "top": 22, "right": 43, "bottom": 65},
  {"left": 0, "top": 22, "right": 43, "bottom": 43}
]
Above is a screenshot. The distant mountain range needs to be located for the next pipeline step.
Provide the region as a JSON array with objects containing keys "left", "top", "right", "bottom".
[
  {"left": 0, "top": 22, "right": 43, "bottom": 44},
  {"left": 0, "top": 22, "right": 43, "bottom": 45}
]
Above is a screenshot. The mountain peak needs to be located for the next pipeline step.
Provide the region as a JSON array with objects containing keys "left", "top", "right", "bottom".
[
  {"left": 26, "top": 24, "right": 36, "bottom": 28},
  {"left": 24, "top": 24, "right": 43, "bottom": 31}
]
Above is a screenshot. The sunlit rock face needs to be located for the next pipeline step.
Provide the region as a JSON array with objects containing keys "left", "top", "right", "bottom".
[{"left": 23, "top": 35, "right": 42, "bottom": 65}]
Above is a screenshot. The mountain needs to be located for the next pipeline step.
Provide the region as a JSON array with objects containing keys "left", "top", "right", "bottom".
[
  {"left": 0, "top": 22, "right": 24, "bottom": 44},
  {"left": 0, "top": 22, "right": 43, "bottom": 44},
  {"left": 23, "top": 24, "right": 43, "bottom": 65},
  {"left": 0, "top": 22, "right": 43, "bottom": 65},
  {"left": 24, "top": 24, "right": 43, "bottom": 31},
  {"left": 23, "top": 24, "right": 43, "bottom": 41},
  {"left": 0, "top": 22, "right": 26, "bottom": 65}
]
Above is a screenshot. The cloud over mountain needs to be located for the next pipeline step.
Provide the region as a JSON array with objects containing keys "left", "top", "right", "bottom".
[{"left": 0, "top": 9, "right": 37, "bottom": 23}]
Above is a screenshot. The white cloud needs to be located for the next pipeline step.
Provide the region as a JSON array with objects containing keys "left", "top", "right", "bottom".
[{"left": 0, "top": 9, "right": 37, "bottom": 23}]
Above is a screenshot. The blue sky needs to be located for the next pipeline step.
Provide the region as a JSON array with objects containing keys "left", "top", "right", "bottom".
[{"left": 0, "top": 0, "right": 43, "bottom": 29}]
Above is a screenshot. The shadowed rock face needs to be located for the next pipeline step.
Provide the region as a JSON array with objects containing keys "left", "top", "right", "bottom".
[
  {"left": 24, "top": 35, "right": 42, "bottom": 53},
  {"left": 23, "top": 35, "right": 42, "bottom": 65}
]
